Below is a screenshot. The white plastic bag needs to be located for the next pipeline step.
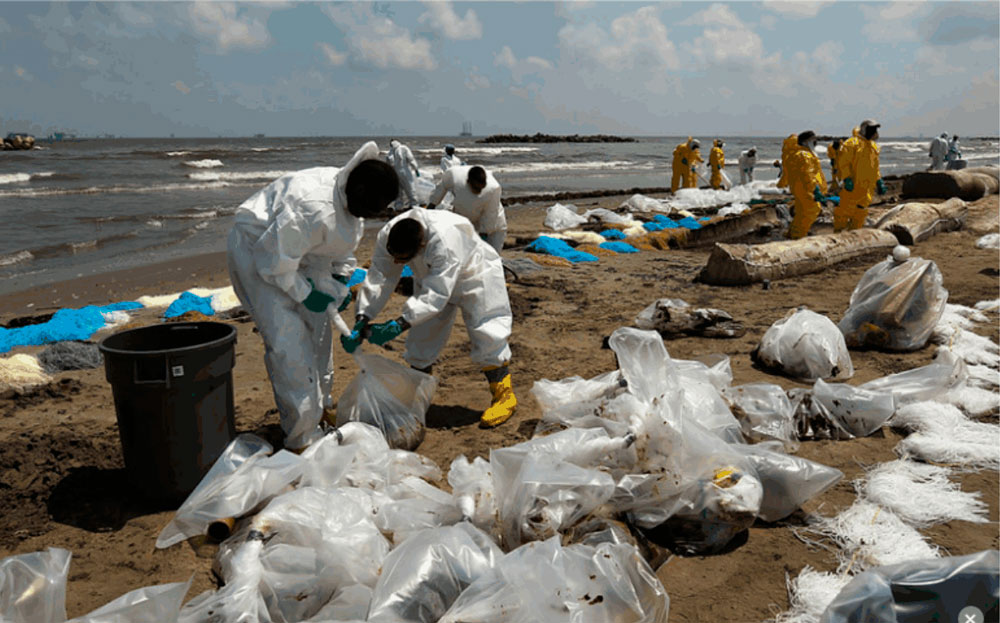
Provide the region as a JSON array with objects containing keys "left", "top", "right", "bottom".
[
  {"left": 69, "top": 579, "right": 191, "bottom": 623},
  {"left": 839, "top": 256, "right": 948, "bottom": 351},
  {"left": 178, "top": 538, "right": 270, "bottom": 623},
  {"left": 439, "top": 538, "right": 669, "bottom": 623},
  {"left": 337, "top": 354, "right": 437, "bottom": 451},
  {"left": 0, "top": 548, "right": 71, "bottom": 623},
  {"left": 733, "top": 442, "right": 843, "bottom": 522},
  {"left": 794, "top": 379, "right": 896, "bottom": 439},
  {"left": 376, "top": 476, "right": 463, "bottom": 545},
  {"left": 157, "top": 434, "right": 304, "bottom": 549},
  {"left": 859, "top": 348, "right": 966, "bottom": 406},
  {"left": 756, "top": 308, "right": 854, "bottom": 380},
  {"left": 724, "top": 383, "right": 798, "bottom": 449},
  {"left": 543, "top": 203, "right": 587, "bottom": 231},
  {"left": 448, "top": 455, "right": 499, "bottom": 537}
]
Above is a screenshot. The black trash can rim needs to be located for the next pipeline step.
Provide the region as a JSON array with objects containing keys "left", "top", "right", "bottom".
[{"left": 98, "top": 321, "right": 236, "bottom": 357}]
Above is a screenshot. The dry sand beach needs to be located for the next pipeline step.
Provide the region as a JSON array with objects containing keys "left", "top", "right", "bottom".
[{"left": 1, "top": 189, "right": 998, "bottom": 621}]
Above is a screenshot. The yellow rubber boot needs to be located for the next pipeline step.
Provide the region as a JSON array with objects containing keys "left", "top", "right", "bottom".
[{"left": 481, "top": 373, "right": 517, "bottom": 428}]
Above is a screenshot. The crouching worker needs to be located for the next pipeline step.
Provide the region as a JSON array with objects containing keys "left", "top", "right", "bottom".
[
  {"left": 227, "top": 141, "right": 399, "bottom": 451},
  {"left": 344, "top": 209, "right": 517, "bottom": 428}
]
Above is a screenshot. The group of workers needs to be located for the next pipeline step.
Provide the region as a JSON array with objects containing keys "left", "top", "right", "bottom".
[
  {"left": 228, "top": 140, "right": 515, "bottom": 452},
  {"left": 670, "top": 118, "right": 886, "bottom": 240},
  {"left": 928, "top": 134, "right": 963, "bottom": 171}
]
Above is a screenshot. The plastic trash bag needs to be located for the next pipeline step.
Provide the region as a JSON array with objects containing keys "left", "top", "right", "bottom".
[
  {"left": 157, "top": 434, "right": 303, "bottom": 549},
  {"left": 69, "top": 579, "right": 191, "bottom": 623},
  {"left": 839, "top": 255, "right": 948, "bottom": 351},
  {"left": 859, "top": 347, "right": 966, "bottom": 406},
  {"left": 337, "top": 354, "right": 437, "bottom": 451},
  {"left": 306, "top": 584, "right": 371, "bottom": 622},
  {"left": 733, "top": 442, "right": 843, "bottom": 522},
  {"left": 0, "top": 547, "right": 71, "bottom": 623},
  {"left": 178, "top": 537, "right": 270, "bottom": 623},
  {"left": 820, "top": 549, "right": 999, "bottom": 623},
  {"left": 724, "top": 383, "right": 798, "bottom": 449},
  {"left": 755, "top": 308, "right": 854, "bottom": 380},
  {"left": 674, "top": 362, "right": 744, "bottom": 443},
  {"left": 608, "top": 327, "right": 680, "bottom": 403},
  {"left": 793, "top": 379, "right": 896, "bottom": 439},
  {"left": 544, "top": 203, "right": 587, "bottom": 231},
  {"left": 376, "top": 476, "right": 463, "bottom": 545},
  {"left": 367, "top": 522, "right": 502, "bottom": 623},
  {"left": 439, "top": 538, "right": 669, "bottom": 623},
  {"left": 448, "top": 456, "right": 499, "bottom": 537}
]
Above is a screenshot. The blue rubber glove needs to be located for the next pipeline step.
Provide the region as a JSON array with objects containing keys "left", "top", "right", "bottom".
[
  {"left": 681, "top": 158, "right": 688, "bottom": 165},
  {"left": 813, "top": 186, "right": 824, "bottom": 202},
  {"left": 844, "top": 177, "right": 854, "bottom": 192},
  {"left": 303, "top": 278, "right": 335, "bottom": 313},
  {"left": 340, "top": 318, "right": 368, "bottom": 353},
  {"left": 368, "top": 320, "right": 405, "bottom": 346},
  {"left": 876, "top": 179, "right": 887, "bottom": 195}
]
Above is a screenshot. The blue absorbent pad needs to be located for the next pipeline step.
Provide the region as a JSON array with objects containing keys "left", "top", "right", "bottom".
[
  {"left": 164, "top": 291, "right": 215, "bottom": 319},
  {"left": 525, "top": 236, "right": 599, "bottom": 263},
  {"left": 401, "top": 265, "right": 414, "bottom": 278},
  {"left": 825, "top": 195, "right": 840, "bottom": 205},
  {"left": 0, "top": 301, "right": 143, "bottom": 354},
  {"left": 678, "top": 216, "right": 703, "bottom": 230},
  {"left": 642, "top": 222, "right": 665, "bottom": 232},
  {"left": 600, "top": 242, "right": 639, "bottom": 254},
  {"left": 347, "top": 268, "right": 367, "bottom": 287},
  {"left": 599, "top": 229, "right": 626, "bottom": 240}
]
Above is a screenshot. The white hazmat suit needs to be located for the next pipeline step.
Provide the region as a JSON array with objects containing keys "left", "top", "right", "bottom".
[
  {"left": 387, "top": 140, "right": 420, "bottom": 210},
  {"left": 738, "top": 149, "right": 757, "bottom": 184},
  {"left": 428, "top": 165, "right": 507, "bottom": 253},
  {"left": 227, "top": 141, "right": 378, "bottom": 450},
  {"left": 357, "top": 209, "right": 512, "bottom": 372},
  {"left": 928, "top": 134, "right": 948, "bottom": 171},
  {"left": 441, "top": 153, "right": 463, "bottom": 171}
]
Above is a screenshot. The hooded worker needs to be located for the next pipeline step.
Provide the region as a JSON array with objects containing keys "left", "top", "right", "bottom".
[
  {"left": 945, "top": 135, "right": 962, "bottom": 170},
  {"left": 227, "top": 142, "right": 399, "bottom": 451},
  {"left": 671, "top": 138, "right": 701, "bottom": 192},
  {"left": 427, "top": 165, "right": 506, "bottom": 253},
  {"left": 440, "top": 144, "right": 464, "bottom": 171},
  {"left": 837, "top": 119, "right": 884, "bottom": 232},
  {"left": 387, "top": 139, "right": 421, "bottom": 210},
  {"left": 776, "top": 134, "right": 799, "bottom": 188},
  {"left": 686, "top": 139, "right": 704, "bottom": 188},
  {"left": 346, "top": 209, "right": 517, "bottom": 428},
  {"left": 786, "top": 131, "right": 828, "bottom": 240},
  {"left": 738, "top": 147, "right": 757, "bottom": 185},
  {"left": 928, "top": 133, "right": 948, "bottom": 171},
  {"left": 709, "top": 139, "right": 726, "bottom": 189},
  {"left": 827, "top": 139, "right": 843, "bottom": 188}
]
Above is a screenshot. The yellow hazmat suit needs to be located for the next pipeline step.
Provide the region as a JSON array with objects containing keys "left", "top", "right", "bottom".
[
  {"left": 686, "top": 147, "right": 704, "bottom": 188},
  {"left": 826, "top": 143, "right": 841, "bottom": 186},
  {"left": 786, "top": 146, "right": 828, "bottom": 239},
  {"left": 671, "top": 142, "right": 690, "bottom": 192},
  {"left": 836, "top": 135, "right": 881, "bottom": 231},
  {"left": 709, "top": 145, "right": 725, "bottom": 189},
  {"left": 776, "top": 134, "right": 799, "bottom": 188}
]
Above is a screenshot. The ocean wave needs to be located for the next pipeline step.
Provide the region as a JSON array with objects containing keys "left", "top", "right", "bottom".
[
  {"left": 249, "top": 146, "right": 295, "bottom": 152},
  {"left": 147, "top": 220, "right": 163, "bottom": 228},
  {"left": 187, "top": 170, "right": 292, "bottom": 182},
  {"left": 0, "top": 250, "right": 34, "bottom": 267},
  {"left": 491, "top": 160, "right": 638, "bottom": 175},
  {"left": 880, "top": 141, "right": 932, "bottom": 153},
  {"left": 165, "top": 151, "right": 193, "bottom": 157},
  {"left": 0, "top": 180, "right": 235, "bottom": 198},
  {"left": 0, "top": 172, "right": 56, "bottom": 185},
  {"left": 183, "top": 159, "right": 224, "bottom": 168}
]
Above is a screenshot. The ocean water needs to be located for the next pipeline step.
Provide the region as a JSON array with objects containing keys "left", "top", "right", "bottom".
[{"left": 1, "top": 135, "right": 997, "bottom": 295}]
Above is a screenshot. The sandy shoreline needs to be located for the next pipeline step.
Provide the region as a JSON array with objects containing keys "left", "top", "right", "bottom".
[{"left": 1, "top": 189, "right": 997, "bottom": 621}]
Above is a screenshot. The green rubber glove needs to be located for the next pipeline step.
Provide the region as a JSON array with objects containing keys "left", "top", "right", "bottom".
[
  {"left": 844, "top": 177, "right": 854, "bottom": 192},
  {"left": 340, "top": 318, "right": 368, "bottom": 353},
  {"left": 303, "top": 278, "right": 335, "bottom": 313},
  {"left": 337, "top": 289, "right": 352, "bottom": 312},
  {"left": 681, "top": 158, "right": 688, "bottom": 165},
  {"left": 368, "top": 320, "right": 405, "bottom": 346},
  {"left": 813, "top": 186, "right": 824, "bottom": 202},
  {"left": 876, "top": 179, "right": 887, "bottom": 195}
]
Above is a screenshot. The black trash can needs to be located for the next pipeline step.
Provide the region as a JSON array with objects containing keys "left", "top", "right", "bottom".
[{"left": 99, "top": 322, "right": 237, "bottom": 504}]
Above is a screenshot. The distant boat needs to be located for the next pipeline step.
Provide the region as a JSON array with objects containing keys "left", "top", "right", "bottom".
[
  {"left": 254, "top": 133, "right": 266, "bottom": 139},
  {"left": 460, "top": 122, "right": 472, "bottom": 137}
]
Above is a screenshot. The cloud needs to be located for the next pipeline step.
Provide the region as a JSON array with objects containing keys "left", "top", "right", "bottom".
[
  {"left": 187, "top": 2, "right": 272, "bottom": 52},
  {"left": 682, "top": 3, "right": 744, "bottom": 28},
  {"left": 919, "top": 3, "right": 1000, "bottom": 45},
  {"left": 419, "top": 2, "right": 482, "bottom": 40},
  {"left": 761, "top": 1, "right": 832, "bottom": 18},
  {"left": 324, "top": 5, "right": 436, "bottom": 70},
  {"left": 812, "top": 41, "right": 844, "bottom": 72},
  {"left": 759, "top": 14, "right": 777, "bottom": 29},
  {"left": 494, "top": 46, "right": 552, "bottom": 83},
  {"left": 172, "top": 80, "right": 191, "bottom": 94},
  {"left": 317, "top": 42, "right": 347, "bottom": 66},
  {"left": 689, "top": 5, "right": 768, "bottom": 68},
  {"left": 558, "top": 6, "right": 679, "bottom": 72},
  {"left": 464, "top": 67, "right": 490, "bottom": 91},
  {"left": 860, "top": 2, "right": 929, "bottom": 43},
  {"left": 0, "top": 17, "right": 10, "bottom": 33}
]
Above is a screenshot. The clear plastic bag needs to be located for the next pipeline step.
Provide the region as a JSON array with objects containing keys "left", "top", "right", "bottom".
[
  {"left": 337, "top": 354, "right": 437, "bottom": 451},
  {"left": 69, "top": 579, "right": 191, "bottom": 623},
  {"left": 859, "top": 347, "right": 966, "bottom": 406},
  {"left": 838, "top": 256, "right": 949, "bottom": 351},
  {"left": 607, "top": 327, "right": 680, "bottom": 403},
  {"left": 530, "top": 371, "right": 625, "bottom": 415},
  {"left": 367, "top": 522, "right": 502, "bottom": 623},
  {"left": 439, "top": 538, "right": 669, "bottom": 623},
  {"left": 376, "top": 476, "right": 463, "bottom": 545},
  {"left": 0, "top": 547, "right": 71, "bottom": 623},
  {"left": 306, "top": 584, "right": 371, "bottom": 622},
  {"left": 733, "top": 442, "right": 843, "bottom": 522},
  {"left": 178, "top": 537, "right": 270, "bottom": 623},
  {"left": 157, "top": 434, "right": 304, "bottom": 549},
  {"left": 820, "top": 549, "right": 999, "bottom": 623},
  {"left": 544, "top": 203, "right": 587, "bottom": 231},
  {"left": 448, "top": 456, "right": 499, "bottom": 537},
  {"left": 674, "top": 362, "right": 744, "bottom": 443},
  {"left": 724, "top": 383, "right": 798, "bottom": 449},
  {"left": 755, "top": 308, "right": 854, "bottom": 380},
  {"left": 794, "top": 379, "right": 896, "bottom": 439}
]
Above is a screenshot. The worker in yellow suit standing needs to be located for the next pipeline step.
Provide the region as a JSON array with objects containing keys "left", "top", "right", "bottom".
[
  {"left": 671, "top": 138, "right": 701, "bottom": 192},
  {"left": 686, "top": 140, "right": 704, "bottom": 188},
  {"left": 786, "top": 131, "right": 828, "bottom": 240},
  {"left": 836, "top": 119, "right": 885, "bottom": 232},
  {"left": 709, "top": 140, "right": 726, "bottom": 189},
  {"left": 826, "top": 139, "right": 842, "bottom": 191},
  {"left": 775, "top": 133, "right": 799, "bottom": 189}
]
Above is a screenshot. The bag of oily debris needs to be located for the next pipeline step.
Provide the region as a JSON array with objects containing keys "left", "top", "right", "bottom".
[
  {"left": 544, "top": 203, "right": 587, "bottom": 231},
  {"left": 820, "top": 549, "right": 999, "bottom": 623},
  {"left": 0, "top": 547, "right": 71, "bottom": 623},
  {"left": 838, "top": 251, "right": 948, "bottom": 351},
  {"left": 337, "top": 354, "right": 437, "bottom": 451},
  {"left": 367, "top": 522, "right": 502, "bottom": 623},
  {"left": 635, "top": 298, "right": 745, "bottom": 339},
  {"left": 723, "top": 383, "right": 798, "bottom": 450},
  {"left": 753, "top": 308, "right": 854, "bottom": 380},
  {"left": 732, "top": 441, "right": 843, "bottom": 522},
  {"left": 70, "top": 579, "right": 191, "bottom": 623},
  {"left": 438, "top": 537, "right": 669, "bottom": 623},
  {"left": 790, "top": 379, "right": 896, "bottom": 440}
]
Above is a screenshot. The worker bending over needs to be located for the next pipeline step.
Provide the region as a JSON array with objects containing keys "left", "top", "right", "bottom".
[
  {"left": 427, "top": 165, "right": 507, "bottom": 253},
  {"left": 227, "top": 142, "right": 398, "bottom": 451},
  {"left": 709, "top": 140, "right": 726, "bottom": 189},
  {"left": 786, "top": 131, "right": 828, "bottom": 240},
  {"left": 671, "top": 138, "right": 702, "bottom": 192},
  {"left": 837, "top": 119, "right": 885, "bottom": 232},
  {"left": 345, "top": 209, "right": 517, "bottom": 428},
  {"left": 738, "top": 147, "right": 757, "bottom": 185}
]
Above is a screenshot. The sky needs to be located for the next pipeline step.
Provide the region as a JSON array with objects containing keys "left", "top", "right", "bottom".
[{"left": 0, "top": 1, "right": 997, "bottom": 138}]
